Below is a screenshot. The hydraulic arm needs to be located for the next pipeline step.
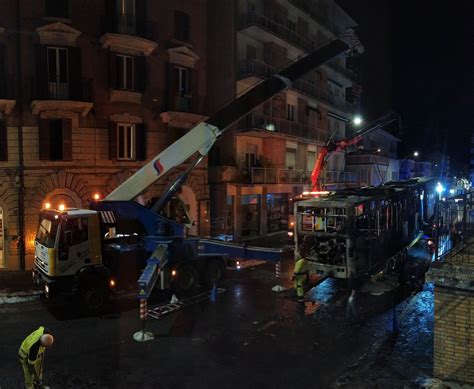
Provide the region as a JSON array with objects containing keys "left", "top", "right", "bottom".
[{"left": 105, "top": 30, "right": 364, "bottom": 202}]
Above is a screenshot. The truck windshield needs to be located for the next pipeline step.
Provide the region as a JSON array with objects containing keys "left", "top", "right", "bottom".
[{"left": 36, "top": 216, "right": 59, "bottom": 248}]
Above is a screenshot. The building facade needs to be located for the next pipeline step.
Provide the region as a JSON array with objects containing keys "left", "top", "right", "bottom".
[
  {"left": 0, "top": 0, "right": 211, "bottom": 270},
  {"left": 208, "top": 0, "right": 360, "bottom": 240}
]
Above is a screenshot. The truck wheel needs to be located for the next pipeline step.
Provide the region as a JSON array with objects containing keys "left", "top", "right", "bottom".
[
  {"left": 174, "top": 265, "right": 198, "bottom": 293},
  {"left": 204, "top": 259, "right": 226, "bottom": 288},
  {"left": 81, "top": 286, "right": 108, "bottom": 314}
]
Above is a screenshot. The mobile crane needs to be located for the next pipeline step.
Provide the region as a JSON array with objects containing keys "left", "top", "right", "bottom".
[{"left": 33, "top": 30, "right": 363, "bottom": 311}]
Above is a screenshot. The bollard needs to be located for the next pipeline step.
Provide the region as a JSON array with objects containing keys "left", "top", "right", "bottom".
[
  {"left": 133, "top": 298, "right": 154, "bottom": 342},
  {"left": 272, "top": 261, "right": 285, "bottom": 292}
]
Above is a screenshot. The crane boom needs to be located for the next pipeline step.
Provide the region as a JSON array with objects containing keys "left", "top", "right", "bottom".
[
  {"left": 106, "top": 29, "right": 363, "bottom": 202},
  {"left": 310, "top": 111, "right": 399, "bottom": 191}
]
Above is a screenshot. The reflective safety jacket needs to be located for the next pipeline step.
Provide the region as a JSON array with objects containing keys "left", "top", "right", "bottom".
[
  {"left": 19, "top": 327, "right": 46, "bottom": 364},
  {"left": 294, "top": 257, "right": 309, "bottom": 276}
]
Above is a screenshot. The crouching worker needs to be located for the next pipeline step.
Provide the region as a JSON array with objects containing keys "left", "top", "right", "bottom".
[
  {"left": 294, "top": 244, "right": 310, "bottom": 302},
  {"left": 19, "top": 326, "right": 54, "bottom": 389}
]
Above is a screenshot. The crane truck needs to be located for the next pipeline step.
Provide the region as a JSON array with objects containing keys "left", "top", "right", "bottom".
[{"left": 32, "top": 29, "right": 363, "bottom": 311}]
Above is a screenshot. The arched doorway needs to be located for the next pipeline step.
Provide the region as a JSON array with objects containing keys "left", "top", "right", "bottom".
[
  {"left": 179, "top": 185, "right": 198, "bottom": 236},
  {"left": 0, "top": 207, "right": 4, "bottom": 268},
  {"left": 43, "top": 188, "right": 83, "bottom": 210}
]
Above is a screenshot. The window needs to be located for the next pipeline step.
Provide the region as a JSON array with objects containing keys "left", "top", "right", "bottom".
[
  {"left": 175, "top": 66, "right": 190, "bottom": 97},
  {"left": 116, "top": 0, "right": 136, "bottom": 34},
  {"left": 288, "top": 20, "right": 296, "bottom": 33},
  {"left": 45, "top": 0, "right": 69, "bottom": 18},
  {"left": 246, "top": 45, "right": 257, "bottom": 60},
  {"left": 285, "top": 148, "right": 296, "bottom": 169},
  {"left": 49, "top": 120, "right": 63, "bottom": 160},
  {"left": 174, "top": 11, "right": 190, "bottom": 41},
  {"left": 116, "top": 54, "right": 134, "bottom": 90},
  {"left": 0, "top": 120, "right": 7, "bottom": 161},
  {"left": 47, "top": 47, "right": 69, "bottom": 99},
  {"left": 39, "top": 119, "right": 73, "bottom": 161},
  {"left": 307, "top": 151, "right": 316, "bottom": 172},
  {"left": 287, "top": 104, "right": 296, "bottom": 121},
  {"left": 117, "top": 124, "right": 136, "bottom": 160}
]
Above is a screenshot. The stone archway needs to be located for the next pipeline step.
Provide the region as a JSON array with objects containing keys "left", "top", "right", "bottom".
[
  {"left": 43, "top": 188, "right": 83, "bottom": 209},
  {"left": 179, "top": 185, "right": 198, "bottom": 236}
]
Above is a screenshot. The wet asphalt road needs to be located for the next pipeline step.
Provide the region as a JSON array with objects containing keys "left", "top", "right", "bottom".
[{"left": 0, "top": 254, "right": 433, "bottom": 389}]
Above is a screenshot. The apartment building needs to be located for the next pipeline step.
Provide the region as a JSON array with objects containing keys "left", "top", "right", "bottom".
[
  {"left": 0, "top": 0, "right": 210, "bottom": 270},
  {"left": 345, "top": 128, "right": 400, "bottom": 187},
  {"left": 208, "top": 0, "right": 360, "bottom": 240}
]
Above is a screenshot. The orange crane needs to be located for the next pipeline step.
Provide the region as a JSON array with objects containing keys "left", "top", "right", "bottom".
[{"left": 310, "top": 111, "right": 399, "bottom": 191}]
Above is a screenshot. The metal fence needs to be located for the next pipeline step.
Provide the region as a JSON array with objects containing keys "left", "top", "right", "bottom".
[{"left": 437, "top": 191, "right": 474, "bottom": 265}]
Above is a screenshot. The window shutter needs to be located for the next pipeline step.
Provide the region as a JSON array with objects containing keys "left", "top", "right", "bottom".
[
  {"left": 0, "top": 45, "right": 6, "bottom": 98},
  {"left": 62, "top": 119, "right": 72, "bottom": 161},
  {"left": 39, "top": 119, "right": 51, "bottom": 160},
  {"left": 108, "top": 50, "right": 117, "bottom": 89},
  {"left": 0, "top": 120, "right": 7, "bottom": 161},
  {"left": 35, "top": 45, "right": 48, "bottom": 99},
  {"left": 68, "top": 47, "right": 82, "bottom": 100},
  {"left": 135, "top": 123, "right": 146, "bottom": 161},
  {"left": 135, "top": 56, "right": 146, "bottom": 93},
  {"left": 167, "top": 64, "right": 178, "bottom": 110},
  {"left": 136, "top": 0, "right": 147, "bottom": 37},
  {"left": 109, "top": 121, "right": 117, "bottom": 160}
]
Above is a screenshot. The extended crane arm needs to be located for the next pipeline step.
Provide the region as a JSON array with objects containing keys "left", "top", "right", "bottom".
[
  {"left": 105, "top": 29, "right": 363, "bottom": 202},
  {"left": 311, "top": 111, "right": 399, "bottom": 191}
]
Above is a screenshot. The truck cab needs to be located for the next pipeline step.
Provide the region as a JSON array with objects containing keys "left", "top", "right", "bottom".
[{"left": 33, "top": 208, "right": 111, "bottom": 310}]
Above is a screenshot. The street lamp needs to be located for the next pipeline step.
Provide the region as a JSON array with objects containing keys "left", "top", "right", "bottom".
[
  {"left": 435, "top": 182, "right": 445, "bottom": 260},
  {"left": 399, "top": 151, "right": 420, "bottom": 179},
  {"left": 353, "top": 115, "right": 363, "bottom": 126}
]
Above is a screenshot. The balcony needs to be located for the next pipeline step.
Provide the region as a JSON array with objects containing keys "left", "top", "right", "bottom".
[
  {"left": 346, "top": 154, "right": 389, "bottom": 166},
  {"left": 0, "top": 76, "right": 15, "bottom": 115},
  {"left": 238, "top": 11, "right": 314, "bottom": 52},
  {"left": 238, "top": 59, "right": 353, "bottom": 112},
  {"left": 30, "top": 78, "right": 93, "bottom": 116},
  {"left": 323, "top": 170, "right": 357, "bottom": 184},
  {"left": 250, "top": 167, "right": 311, "bottom": 185},
  {"left": 326, "top": 59, "right": 356, "bottom": 80},
  {"left": 103, "top": 14, "right": 154, "bottom": 40},
  {"left": 240, "top": 113, "right": 328, "bottom": 142},
  {"left": 289, "top": 0, "right": 343, "bottom": 36}
]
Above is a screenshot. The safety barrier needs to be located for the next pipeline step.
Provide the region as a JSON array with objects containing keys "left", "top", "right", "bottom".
[
  {"left": 133, "top": 298, "right": 154, "bottom": 342},
  {"left": 271, "top": 261, "right": 285, "bottom": 292}
]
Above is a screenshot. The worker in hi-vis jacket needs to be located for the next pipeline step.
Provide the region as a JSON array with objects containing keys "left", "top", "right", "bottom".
[
  {"left": 19, "top": 326, "right": 54, "bottom": 389},
  {"left": 294, "top": 244, "right": 310, "bottom": 302}
]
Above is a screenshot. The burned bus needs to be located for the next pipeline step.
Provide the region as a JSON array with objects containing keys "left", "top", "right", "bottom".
[{"left": 293, "top": 177, "right": 437, "bottom": 281}]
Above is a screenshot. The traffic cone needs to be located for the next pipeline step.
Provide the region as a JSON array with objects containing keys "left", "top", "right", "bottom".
[
  {"left": 170, "top": 294, "right": 179, "bottom": 304},
  {"left": 210, "top": 283, "right": 218, "bottom": 303}
]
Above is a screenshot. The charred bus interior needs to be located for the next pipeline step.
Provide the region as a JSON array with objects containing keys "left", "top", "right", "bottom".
[{"left": 294, "top": 178, "right": 437, "bottom": 281}]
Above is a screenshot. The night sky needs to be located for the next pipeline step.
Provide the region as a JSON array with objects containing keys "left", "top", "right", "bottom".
[{"left": 338, "top": 0, "right": 474, "bottom": 175}]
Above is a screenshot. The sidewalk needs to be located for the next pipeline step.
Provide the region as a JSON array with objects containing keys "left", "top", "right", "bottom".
[{"left": 0, "top": 270, "right": 40, "bottom": 295}]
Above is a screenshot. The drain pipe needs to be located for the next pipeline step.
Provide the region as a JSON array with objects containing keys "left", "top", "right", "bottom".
[{"left": 16, "top": 0, "right": 25, "bottom": 269}]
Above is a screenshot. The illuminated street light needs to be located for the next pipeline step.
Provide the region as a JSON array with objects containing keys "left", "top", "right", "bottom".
[
  {"left": 59, "top": 204, "right": 65, "bottom": 211},
  {"left": 436, "top": 182, "right": 445, "bottom": 194},
  {"left": 45, "top": 202, "right": 51, "bottom": 209},
  {"left": 413, "top": 151, "right": 419, "bottom": 157},
  {"left": 353, "top": 115, "right": 363, "bottom": 126}
]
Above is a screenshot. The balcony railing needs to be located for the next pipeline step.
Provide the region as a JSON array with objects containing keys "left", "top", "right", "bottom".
[
  {"left": 323, "top": 170, "right": 357, "bottom": 184},
  {"left": 240, "top": 113, "right": 328, "bottom": 142},
  {"left": 238, "top": 11, "right": 315, "bottom": 52},
  {"left": 0, "top": 76, "right": 15, "bottom": 99},
  {"left": 250, "top": 167, "right": 311, "bottom": 185},
  {"left": 289, "top": 0, "right": 343, "bottom": 36},
  {"left": 326, "top": 59, "right": 356, "bottom": 80},
  {"left": 103, "top": 14, "right": 154, "bottom": 40},
  {"left": 346, "top": 154, "right": 389, "bottom": 166},
  {"left": 238, "top": 59, "right": 353, "bottom": 112},
  {"left": 32, "top": 78, "right": 93, "bottom": 101}
]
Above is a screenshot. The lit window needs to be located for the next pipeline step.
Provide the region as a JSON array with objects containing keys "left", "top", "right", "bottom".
[{"left": 117, "top": 124, "right": 136, "bottom": 160}]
